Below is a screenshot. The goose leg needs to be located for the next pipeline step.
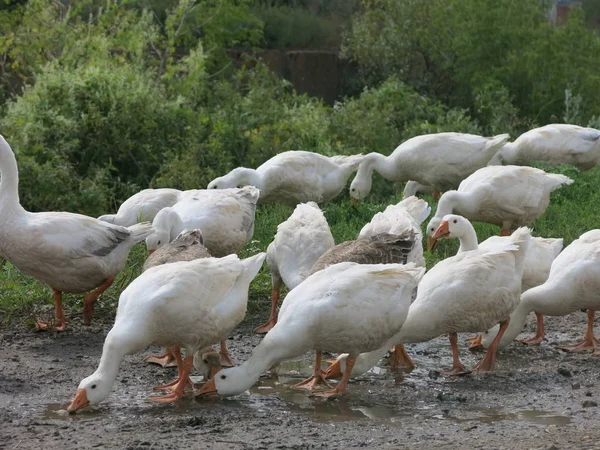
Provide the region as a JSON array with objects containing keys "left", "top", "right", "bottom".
[
  {"left": 311, "top": 355, "right": 356, "bottom": 398},
  {"left": 466, "top": 334, "right": 484, "bottom": 352},
  {"left": 144, "top": 348, "right": 178, "bottom": 368},
  {"left": 82, "top": 275, "right": 116, "bottom": 325},
  {"left": 150, "top": 354, "right": 193, "bottom": 402},
  {"left": 36, "top": 289, "right": 67, "bottom": 331},
  {"left": 292, "top": 350, "right": 331, "bottom": 391},
  {"left": 520, "top": 312, "right": 545, "bottom": 345},
  {"left": 558, "top": 310, "right": 600, "bottom": 355},
  {"left": 473, "top": 318, "right": 510, "bottom": 372},
  {"left": 387, "top": 344, "right": 415, "bottom": 369},
  {"left": 441, "top": 332, "right": 471, "bottom": 376},
  {"left": 219, "top": 340, "right": 234, "bottom": 367},
  {"left": 432, "top": 190, "right": 441, "bottom": 201},
  {"left": 153, "top": 347, "right": 191, "bottom": 391},
  {"left": 255, "top": 286, "right": 280, "bottom": 334},
  {"left": 499, "top": 229, "right": 512, "bottom": 236}
]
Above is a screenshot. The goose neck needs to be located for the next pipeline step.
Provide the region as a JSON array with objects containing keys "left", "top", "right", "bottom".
[{"left": 0, "top": 137, "right": 24, "bottom": 213}]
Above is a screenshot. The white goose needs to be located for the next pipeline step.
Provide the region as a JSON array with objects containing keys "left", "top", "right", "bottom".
[
  {"left": 359, "top": 196, "right": 430, "bottom": 267},
  {"left": 481, "top": 229, "right": 600, "bottom": 353},
  {"left": 98, "top": 188, "right": 182, "bottom": 226},
  {"left": 197, "top": 262, "right": 424, "bottom": 399},
  {"left": 146, "top": 187, "right": 259, "bottom": 257},
  {"left": 349, "top": 133, "right": 510, "bottom": 201},
  {"left": 256, "top": 202, "right": 334, "bottom": 333},
  {"left": 326, "top": 227, "right": 531, "bottom": 379},
  {"left": 432, "top": 214, "right": 563, "bottom": 349},
  {"left": 488, "top": 124, "right": 600, "bottom": 171},
  {"left": 0, "top": 135, "right": 153, "bottom": 331},
  {"left": 66, "top": 253, "right": 265, "bottom": 412},
  {"left": 426, "top": 165, "right": 573, "bottom": 246},
  {"left": 207, "top": 151, "right": 364, "bottom": 204}
]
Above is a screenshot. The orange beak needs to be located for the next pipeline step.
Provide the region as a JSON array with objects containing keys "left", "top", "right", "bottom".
[
  {"left": 196, "top": 376, "right": 218, "bottom": 397},
  {"left": 427, "top": 236, "right": 438, "bottom": 251},
  {"left": 147, "top": 249, "right": 155, "bottom": 255},
  {"left": 432, "top": 220, "right": 450, "bottom": 240},
  {"left": 67, "top": 389, "right": 89, "bottom": 413},
  {"left": 350, "top": 197, "right": 358, "bottom": 205},
  {"left": 428, "top": 220, "right": 450, "bottom": 250},
  {"left": 208, "top": 366, "right": 221, "bottom": 380},
  {"left": 323, "top": 359, "right": 343, "bottom": 380}
]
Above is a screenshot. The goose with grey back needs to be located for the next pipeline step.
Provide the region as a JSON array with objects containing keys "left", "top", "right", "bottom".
[
  {"left": 207, "top": 151, "right": 364, "bottom": 204},
  {"left": 310, "top": 232, "right": 418, "bottom": 371},
  {"left": 325, "top": 227, "right": 531, "bottom": 380},
  {"left": 0, "top": 135, "right": 153, "bottom": 331},
  {"left": 143, "top": 229, "right": 235, "bottom": 369}
]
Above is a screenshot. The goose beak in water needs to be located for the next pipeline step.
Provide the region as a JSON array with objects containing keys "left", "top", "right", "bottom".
[
  {"left": 323, "top": 359, "right": 343, "bottom": 380},
  {"left": 67, "top": 389, "right": 89, "bottom": 414},
  {"left": 196, "top": 377, "right": 218, "bottom": 397}
]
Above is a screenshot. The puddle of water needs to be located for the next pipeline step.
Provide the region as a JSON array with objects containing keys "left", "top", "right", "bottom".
[
  {"left": 41, "top": 357, "right": 571, "bottom": 428},
  {"left": 468, "top": 407, "right": 572, "bottom": 426}
]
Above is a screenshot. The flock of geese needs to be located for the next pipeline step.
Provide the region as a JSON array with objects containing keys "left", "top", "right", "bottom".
[{"left": 0, "top": 123, "right": 599, "bottom": 414}]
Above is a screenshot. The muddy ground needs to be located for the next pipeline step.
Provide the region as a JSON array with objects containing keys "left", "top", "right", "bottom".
[{"left": 1, "top": 307, "right": 600, "bottom": 450}]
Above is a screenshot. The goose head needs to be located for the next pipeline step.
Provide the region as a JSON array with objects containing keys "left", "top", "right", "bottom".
[
  {"left": 67, "top": 372, "right": 112, "bottom": 413},
  {"left": 427, "top": 214, "right": 470, "bottom": 250},
  {"left": 193, "top": 348, "right": 221, "bottom": 380},
  {"left": 349, "top": 171, "right": 372, "bottom": 203},
  {"left": 207, "top": 168, "right": 255, "bottom": 190},
  {"left": 196, "top": 366, "right": 255, "bottom": 397}
]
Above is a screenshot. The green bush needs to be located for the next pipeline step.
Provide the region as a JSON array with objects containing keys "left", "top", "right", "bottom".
[
  {"left": 329, "top": 77, "right": 481, "bottom": 155},
  {"left": 1, "top": 62, "right": 201, "bottom": 215}
]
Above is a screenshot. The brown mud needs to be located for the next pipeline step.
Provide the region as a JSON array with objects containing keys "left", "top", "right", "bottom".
[{"left": 1, "top": 309, "right": 600, "bottom": 449}]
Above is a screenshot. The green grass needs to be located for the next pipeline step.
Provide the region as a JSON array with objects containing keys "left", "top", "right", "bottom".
[{"left": 1, "top": 163, "right": 598, "bottom": 327}]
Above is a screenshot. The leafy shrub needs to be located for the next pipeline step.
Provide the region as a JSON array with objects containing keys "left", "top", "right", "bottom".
[
  {"left": 2, "top": 61, "right": 201, "bottom": 215},
  {"left": 329, "top": 77, "right": 481, "bottom": 155}
]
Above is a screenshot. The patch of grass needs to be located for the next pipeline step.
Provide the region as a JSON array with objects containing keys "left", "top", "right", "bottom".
[{"left": 0, "top": 163, "right": 597, "bottom": 327}]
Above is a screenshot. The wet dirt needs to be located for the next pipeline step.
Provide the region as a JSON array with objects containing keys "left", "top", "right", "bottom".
[{"left": 1, "top": 310, "right": 600, "bottom": 449}]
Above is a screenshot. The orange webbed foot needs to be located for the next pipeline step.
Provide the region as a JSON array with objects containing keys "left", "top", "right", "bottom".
[
  {"left": 520, "top": 336, "right": 544, "bottom": 346},
  {"left": 145, "top": 352, "right": 177, "bottom": 368},
  {"left": 254, "top": 318, "right": 277, "bottom": 334},
  {"left": 292, "top": 373, "right": 331, "bottom": 391},
  {"left": 466, "top": 335, "right": 484, "bottom": 352},
  {"left": 440, "top": 366, "right": 471, "bottom": 377},
  {"left": 309, "top": 388, "right": 344, "bottom": 399}
]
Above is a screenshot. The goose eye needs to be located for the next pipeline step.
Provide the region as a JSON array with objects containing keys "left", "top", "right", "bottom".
[
  {"left": 351, "top": 188, "right": 355, "bottom": 191},
  {"left": 91, "top": 384, "right": 97, "bottom": 389},
  {"left": 212, "top": 185, "right": 218, "bottom": 189},
  {"left": 220, "top": 375, "right": 227, "bottom": 380},
  {"left": 453, "top": 219, "right": 457, "bottom": 224},
  {"left": 430, "top": 227, "right": 434, "bottom": 231},
  {"left": 157, "top": 240, "right": 161, "bottom": 245},
  {"left": 203, "top": 359, "right": 208, "bottom": 364}
]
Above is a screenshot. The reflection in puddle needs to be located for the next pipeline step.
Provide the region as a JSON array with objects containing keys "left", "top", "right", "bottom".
[{"left": 41, "top": 359, "right": 572, "bottom": 428}]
